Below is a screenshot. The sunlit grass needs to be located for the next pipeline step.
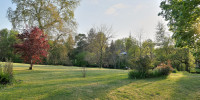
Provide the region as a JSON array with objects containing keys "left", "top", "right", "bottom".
[{"left": 0, "top": 63, "right": 200, "bottom": 100}]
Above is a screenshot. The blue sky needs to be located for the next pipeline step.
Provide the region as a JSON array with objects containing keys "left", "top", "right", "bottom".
[{"left": 0, "top": 0, "right": 168, "bottom": 41}]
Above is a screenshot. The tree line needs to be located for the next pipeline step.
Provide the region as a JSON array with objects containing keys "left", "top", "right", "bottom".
[
  {"left": 0, "top": 22, "right": 196, "bottom": 71},
  {"left": 0, "top": 0, "right": 199, "bottom": 72}
]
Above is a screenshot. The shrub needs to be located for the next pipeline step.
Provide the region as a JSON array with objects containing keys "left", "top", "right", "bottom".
[
  {"left": 0, "top": 61, "right": 13, "bottom": 85},
  {"left": 128, "top": 70, "right": 145, "bottom": 79},
  {"left": 151, "top": 69, "right": 162, "bottom": 77},
  {"left": 172, "top": 69, "right": 178, "bottom": 73},
  {"left": 129, "top": 60, "right": 173, "bottom": 79},
  {"left": 155, "top": 61, "right": 173, "bottom": 75},
  {"left": 155, "top": 65, "right": 172, "bottom": 75},
  {"left": 135, "top": 56, "right": 153, "bottom": 74}
]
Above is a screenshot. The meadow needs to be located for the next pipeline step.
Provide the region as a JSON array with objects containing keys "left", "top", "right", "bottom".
[{"left": 0, "top": 63, "right": 200, "bottom": 100}]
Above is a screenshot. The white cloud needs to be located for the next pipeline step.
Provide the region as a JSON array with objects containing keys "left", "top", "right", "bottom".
[{"left": 105, "top": 3, "right": 128, "bottom": 16}]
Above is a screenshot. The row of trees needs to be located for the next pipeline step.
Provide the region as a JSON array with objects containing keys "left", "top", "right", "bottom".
[
  {"left": 0, "top": 0, "right": 199, "bottom": 71},
  {"left": 0, "top": 21, "right": 196, "bottom": 71}
]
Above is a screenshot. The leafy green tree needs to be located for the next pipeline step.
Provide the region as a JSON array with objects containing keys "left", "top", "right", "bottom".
[
  {"left": 74, "top": 52, "right": 88, "bottom": 67},
  {"left": 0, "top": 29, "right": 20, "bottom": 62},
  {"left": 95, "top": 32, "right": 108, "bottom": 68},
  {"left": 142, "top": 39, "right": 155, "bottom": 59},
  {"left": 170, "top": 48, "right": 195, "bottom": 71},
  {"left": 135, "top": 55, "right": 153, "bottom": 78},
  {"left": 154, "top": 21, "right": 174, "bottom": 67},
  {"left": 86, "top": 26, "right": 112, "bottom": 68},
  {"left": 66, "top": 34, "right": 75, "bottom": 52},
  {"left": 107, "top": 40, "right": 118, "bottom": 68},
  {"left": 86, "top": 28, "right": 97, "bottom": 52},
  {"left": 48, "top": 41, "right": 69, "bottom": 65},
  {"left": 7, "top": 0, "right": 80, "bottom": 40},
  {"left": 159, "top": 0, "right": 200, "bottom": 47},
  {"left": 71, "top": 34, "right": 88, "bottom": 65},
  {"left": 65, "top": 34, "right": 75, "bottom": 63},
  {"left": 155, "top": 21, "right": 166, "bottom": 47}
]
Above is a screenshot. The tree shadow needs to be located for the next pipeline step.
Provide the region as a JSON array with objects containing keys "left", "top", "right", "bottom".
[
  {"left": 169, "top": 72, "right": 200, "bottom": 100},
  {"left": 41, "top": 75, "right": 168, "bottom": 100}
]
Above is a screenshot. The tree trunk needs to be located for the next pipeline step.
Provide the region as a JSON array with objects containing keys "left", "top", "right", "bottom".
[{"left": 29, "top": 60, "right": 33, "bottom": 70}]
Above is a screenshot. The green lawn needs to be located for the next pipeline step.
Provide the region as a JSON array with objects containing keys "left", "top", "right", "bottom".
[{"left": 0, "top": 63, "right": 200, "bottom": 100}]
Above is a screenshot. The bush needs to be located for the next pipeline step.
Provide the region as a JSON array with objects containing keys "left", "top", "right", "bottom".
[
  {"left": 135, "top": 56, "right": 153, "bottom": 74},
  {"left": 172, "top": 69, "right": 178, "bottom": 73},
  {"left": 0, "top": 61, "right": 13, "bottom": 85},
  {"left": 128, "top": 70, "right": 145, "bottom": 79},
  {"left": 151, "top": 69, "right": 162, "bottom": 77},
  {"left": 155, "top": 61, "right": 173, "bottom": 75},
  {"left": 155, "top": 65, "right": 173, "bottom": 75},
  {"left": 129, "top": 60, "right": 173, "bottom": 79}
]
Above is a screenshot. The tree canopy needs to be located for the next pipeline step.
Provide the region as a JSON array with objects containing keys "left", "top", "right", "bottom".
[
  {"left": 159, "top": 0, "right": 200, "bottom": 47},
  {"left": 7, "top": 0, "right": 80, "bottom": 39},
  {"left": 14, "top": 27, "right": 49, "bottom": 70}
]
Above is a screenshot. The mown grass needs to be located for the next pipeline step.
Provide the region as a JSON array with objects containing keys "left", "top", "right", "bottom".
[{"left": 0, "top": 63, "right": 200, "bottom": 100}]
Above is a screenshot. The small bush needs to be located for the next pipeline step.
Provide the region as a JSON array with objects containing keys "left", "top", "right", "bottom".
[
  {"left": 172, "top": 69, "right": 178, "bottom": 73},
  {"left": 129, "top": 56, "right": 153, "bottom": 79},
  {"left": 128, "top": 70, "right": 146, "bottom": 79},
  {"left": 0, "top": 61, "right": 14, "bottom": 85},
  {"left": 155, "top": 65, "right": 173, "bottom": 75},
  {"left": 155, "top": 61, "right": 173, "bottom": 76}
]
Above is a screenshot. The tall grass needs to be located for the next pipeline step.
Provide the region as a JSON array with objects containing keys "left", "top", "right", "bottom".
[{"left": 0, "top": 61, "right": 13, "bottom": 85}]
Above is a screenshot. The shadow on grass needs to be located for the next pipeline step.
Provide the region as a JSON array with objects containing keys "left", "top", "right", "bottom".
[
  {"left": 41, "top": 75, "right": 168, "bottom": 100},
  {"left": 170, "top": 72, "right": 200, "bottom": 100}
]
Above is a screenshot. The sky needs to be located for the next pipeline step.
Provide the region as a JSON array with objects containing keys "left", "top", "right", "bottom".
[{"left": 0, "top": 0, "right": 169, "bottom": 41}]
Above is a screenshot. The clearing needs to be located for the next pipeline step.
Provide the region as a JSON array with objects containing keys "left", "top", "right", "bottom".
[{"left": 0, "top": 63, "right": 200, "bottom": 100}]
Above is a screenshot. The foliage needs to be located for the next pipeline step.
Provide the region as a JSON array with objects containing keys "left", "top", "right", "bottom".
[
  {"left": 74, "top": 52, "right": 88, "bottom": 67},
  {"left": 154, "top": 61, "right": 173, "bottom": 76},
  {"left": 155, "top": 21, "right": 166, "bottom": 46},
  {"left": 172, "top": 69, "right": 178, "bottom": 73},
  {"left": 141, "top": 39, "right": 155, "bottom": 59},
  {"left": 128, "top": 70, "right": 144, "bottom": 79},
  {"left": 7, "top": 0, "right": 80, "bottom": 40},
  {"left": 170, "top": 48, "right": 195, "bottom": 71},
  {"left": 0, "top": 29, "right": 21, "bottom": 62},
  {"left": 159, "top": 0, "right": 200, "bottom": 47},
  {"left": 14, "top": 27, "right": 49, "bottom": 70},
  {"left": 190, "top": 67, "right": 200, "bottom": 73},
  {"left": 129, "top": 56, "right": 153, "bottom": 78},
  {"left": 65, "top": 34, "right": 75, "bottom": 53},
  {"left": 129, "top": 60, "right": 173, "bottom": 79},
  {"left": 47, "top": 33, "right": 75, "bottom": 66},
  {"left": 136, "top": 56, "right": 153, "bottom": 74},
  {"left": 0, "top": 61, "right": 13, "bottom": 85},
  {"left": 48, "top": 41, "right": 69, "bottom": 65},
  {"left": 85, "top": 26, "right": 112, "bottom": 68}
]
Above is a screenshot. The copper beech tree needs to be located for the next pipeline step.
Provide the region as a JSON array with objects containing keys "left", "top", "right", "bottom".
[{"left": 14, "top": 27, "right": 49, "bottom": 70}]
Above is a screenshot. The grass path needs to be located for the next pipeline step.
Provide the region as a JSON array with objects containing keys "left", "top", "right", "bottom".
[{"left": 0, "top": 63, "right": 200, "bottom": 100}]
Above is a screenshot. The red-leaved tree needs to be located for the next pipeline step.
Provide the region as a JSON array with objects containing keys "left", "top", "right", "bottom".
[{"left": 14, "top": 27, "right": 49, "bottom": 70}]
